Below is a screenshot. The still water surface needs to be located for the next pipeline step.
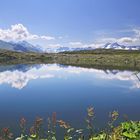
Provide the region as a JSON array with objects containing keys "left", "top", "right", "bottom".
[{"left": 0, "top": 64, "right": 140, "bottom": 134}]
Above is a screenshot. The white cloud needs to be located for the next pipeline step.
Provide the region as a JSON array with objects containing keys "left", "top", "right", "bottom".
[
  {"left": 40, "top": 36, "right": 55, "bottom": 40},
  {"left": 133, "top": 28, "right": 140, "bottom": 38},
  {"left": 47, "top": 44, "right": 62, "bottom": 48},
  {"left": 96, "top": 28, "right": 140, "bottom": 46},
  {"left": 97, "top": 37, "right": 135, "bottom": 45},
  {"left": 118, "top": 37, "right": 134, "bottom": 43},
  {"left": 68, "top": 41, "right": 105, "bottom": 49},
  {"left": 99, "top": 37, "right": 117, "bottom": 43},
  {"left": 46, "top": 42, "right": 103, "bottom": 50},
  {"left": 69, "top": 42, "right": 87, "bottom": 48},
  {"left": 88, "top": 43, "right": 105, "bottom": 49},
  {"left": 0, "top": 24, "right": 55, "bottom": 41}
]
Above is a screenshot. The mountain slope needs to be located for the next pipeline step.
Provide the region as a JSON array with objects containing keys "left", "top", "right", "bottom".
[
  {"left": 104, "top": 42, "right": 140, "bottom": 50},
  {"left": 0, "top": 40, "right": 15, "bottom": 51},
  {"left": 0, "top": 40, "right": 42, "bottom": 53},
  {"left": 0, "top": 39, "right": 140, "bottom": 53},
  {"left": 46, "top": 46, "right": 94, "bottom": 53},
  {"left": 10, "top": 41, "right": 43, "bottom": 53}
]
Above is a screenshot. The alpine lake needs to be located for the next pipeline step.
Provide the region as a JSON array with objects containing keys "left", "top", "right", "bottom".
[{"left": 0, "top": 63, "right": 140, "bottom": 137}]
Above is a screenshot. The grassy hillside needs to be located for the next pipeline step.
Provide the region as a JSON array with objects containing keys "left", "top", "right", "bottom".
[
  {"left": 0, "top": 49, "right": 140, "bottom": 70},
  {"left": 56, "top": 49, "right": 140, "bottom": 70},
  {"left": 62, "top": 49, "right": 140, "bottom": 55},
  {"left": 0, "top": 49, "right": 53, "bottom": 64}
]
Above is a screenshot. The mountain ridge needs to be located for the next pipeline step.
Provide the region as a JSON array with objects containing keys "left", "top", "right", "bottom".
[
  {"left": 0, "top": 40, "right": 140, "bottom": 53},
  {"left": 46, "top": 42, "right": 140, "bottom": 53},
  {"left": 104, "top": 42, "right": 140, "bottom": 50},
  {"left": 0, "top": 40, "right": 43, "bottom": 53}
]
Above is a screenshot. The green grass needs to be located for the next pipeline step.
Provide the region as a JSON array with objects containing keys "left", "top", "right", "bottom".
[
  {"left": 0, "top": 49, "right": 54, "bottom": 64},
  {"left": 1, "top": 49, "right": 140, "bottom": 70}
]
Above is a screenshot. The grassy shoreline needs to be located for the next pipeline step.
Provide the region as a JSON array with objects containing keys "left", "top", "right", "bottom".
[{"left": 0, "top": 49, "right": 140, "bottom": 71}]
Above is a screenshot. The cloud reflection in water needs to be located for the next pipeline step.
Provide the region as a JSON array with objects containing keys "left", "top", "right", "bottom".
[{"left": 0, "top": 64, "right": 139, "bottom": 89}]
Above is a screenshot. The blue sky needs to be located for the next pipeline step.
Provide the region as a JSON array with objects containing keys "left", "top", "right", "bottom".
[{"left": 0, "top": 0, "right": 140, "bottom": 49}]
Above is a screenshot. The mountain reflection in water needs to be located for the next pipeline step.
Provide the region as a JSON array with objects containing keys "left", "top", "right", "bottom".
[{"left": 0, "top": 64, "right": 139, "bottom": 89}]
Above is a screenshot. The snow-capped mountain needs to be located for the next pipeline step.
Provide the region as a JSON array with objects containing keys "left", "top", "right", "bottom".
[
  {"left": 45, "top": 46, "right": 94, "bottom": 53},
  {"left": 0, "top": 39, "right": 140, "bottom": 53},
  {"left": 46, "top": 43, "right": 140, "bottom": 53},
  {"left": 104, "top": 42, "right": 140, "bottom": 50},
  {"left": 0, "top": 40, "right": 15, "bottom": 51},
  {"left": 46, "top": 47, "right": 71, "bottom": 53},
  {"left": 10, "top": 41, "right": 43, "bottom": 52},
  {"left": 0, "top": 40, "right": 43, "bottom": 53}
]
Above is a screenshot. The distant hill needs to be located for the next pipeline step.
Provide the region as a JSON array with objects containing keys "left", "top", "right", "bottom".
[
  {"left": 0, "top": 39, "right": 140, "bottom": 53},
  {"left": 0, "top": 40, "right": 43, "bottom": 53},
  {"left": 0, "top": 40, "right": 15, "bottom": 51},
  {"left": 46, "top": 42, "right": 140, "bottom": 53},
  {"left": 45, "top": 46, "right": 94, "bottom": 53},
  {"left": 61, "top": 48, "right": 140, "bottom": 55},
  {"left": 104, "top": 42, "right": 140, "bottom": 50}
]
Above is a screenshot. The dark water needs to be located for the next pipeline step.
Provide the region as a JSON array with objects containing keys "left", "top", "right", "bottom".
[{"left": 0, "top": 64, "right": 140, "bottom": 135}]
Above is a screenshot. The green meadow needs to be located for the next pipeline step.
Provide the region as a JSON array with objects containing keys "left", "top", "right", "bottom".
[{"left": 1, "top": 49, "right": 140, "bottom": 71}]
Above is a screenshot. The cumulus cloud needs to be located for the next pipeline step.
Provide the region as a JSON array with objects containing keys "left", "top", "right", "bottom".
[
  {"left": 96, "top": 28, "right": 140, "bottom": 46},
  {"left": 101, "top": 37, "right": 138, "bottom": 45},
  {"left": 97, "top": 37, "right": 134, "bottom": 45},
  {"left": 118, "top": 37, "right": 134, "bottom": 43},
  {"left": 0, "top": 24, "right": 55, "bottom": 41}
]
